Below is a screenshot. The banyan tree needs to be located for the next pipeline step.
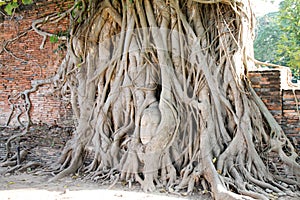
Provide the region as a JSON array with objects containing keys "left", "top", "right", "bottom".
[{"left": 2, "top": 0, "right": 300, "bottom": 199}]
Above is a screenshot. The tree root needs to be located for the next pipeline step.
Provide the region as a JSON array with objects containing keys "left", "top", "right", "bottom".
[
  {"left": 1, "top": 148, "right": 28, "bottom": 166},
  {"left": 49, "top": 144, "right": 84, "bottom": 182},
  {"left": 2, "top": 161, "right": 43, "bottom": 174},
  {"left": 0, "top": 148, "right": 43, "bottom": 175}
]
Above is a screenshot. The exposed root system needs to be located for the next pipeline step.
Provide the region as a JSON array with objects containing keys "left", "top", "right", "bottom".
[{"left": 2, "top": 0, "right": 300, "bottom": 199}]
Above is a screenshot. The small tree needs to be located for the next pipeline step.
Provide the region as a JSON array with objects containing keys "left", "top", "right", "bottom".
[
  {"left": 276, "top": 0, "right": 300, "bottom": 79},
  {"left": 254, "top": 0, "right": 300, "bottom": 79},
  {"left": 254, "top": 13, "right": 282, "bottom": 64}
]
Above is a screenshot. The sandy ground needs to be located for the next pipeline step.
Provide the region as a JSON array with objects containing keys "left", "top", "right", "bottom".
[
  {"left": 0, "top": 189, "right": 187, "bottom": 200},
  {"left": 0, "top": 173, "right": 210, "bottom": 200}
]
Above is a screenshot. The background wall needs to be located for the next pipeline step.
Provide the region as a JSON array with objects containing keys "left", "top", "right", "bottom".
[
  {"left": 248, "top": 70, "right": 300, "bottom": 150},
  {"left": 0, "top": 0, "right": 73, "bottom": 126}
]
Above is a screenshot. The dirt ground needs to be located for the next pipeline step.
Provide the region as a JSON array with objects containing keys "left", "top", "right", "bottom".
[
  {"left": 0, "top": 125, "right": 211, "bottom": 200},
  {"left": 0, "top": 173, "right": 209, "bottom": 200}
]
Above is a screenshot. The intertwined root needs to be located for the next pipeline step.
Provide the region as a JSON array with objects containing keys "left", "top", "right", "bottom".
[
  {"left": 0, "top": 130, "right": 42, "bottom": 174},
  {"left": 8, "top": 0, "right": 299, "bottom": 199}
]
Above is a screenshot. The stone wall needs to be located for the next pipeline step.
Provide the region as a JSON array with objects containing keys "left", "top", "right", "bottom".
[{"left": 0, "top": 0, "right": 73, "bottom": 126}]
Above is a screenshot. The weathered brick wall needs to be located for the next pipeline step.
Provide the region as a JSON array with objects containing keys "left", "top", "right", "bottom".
[
  {"left": 248, "top": 70, "right": 282, "bottom": 122},
  {"left": 248, "top": 70, "right": 300, "bottom": 150},
  {"left": 0, "top": 0, "right": 73, "bottom": 126},
  {"left": 281, "top": 90, "right": 300, "bottom": 150}
]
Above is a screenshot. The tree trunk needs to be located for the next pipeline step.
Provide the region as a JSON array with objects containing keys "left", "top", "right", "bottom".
[{"left": 48, "top": 0, "right": 300, "bottom": 199}]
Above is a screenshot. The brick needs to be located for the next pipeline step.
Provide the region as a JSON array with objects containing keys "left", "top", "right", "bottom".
[
  {"left": 250, "top": 69, "right": 300, "bottom": 150},
  {"left": 0, "top": 0, "right": 73, "bottom": 127}
]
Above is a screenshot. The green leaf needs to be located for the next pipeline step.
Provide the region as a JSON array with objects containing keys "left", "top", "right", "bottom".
[
  {"left": 0, "top": 1, "right": 7, "bottom": 7},
  {"left": 50, "top": 35, "right": 59, "bottom": 43},
  {"left": 4, "top": 2, "right": 19, "bottom": 15},
  {"left": 22, "top": 0, "right": 33, "bottom": 5}
]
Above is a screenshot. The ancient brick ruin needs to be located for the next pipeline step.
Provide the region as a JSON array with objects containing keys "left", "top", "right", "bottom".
[
  {"left": 248, "top": 69, "right": 300, "bottom": 150},
  {"left": 0, "top": 0, "right": 73, "bottom": 126}
]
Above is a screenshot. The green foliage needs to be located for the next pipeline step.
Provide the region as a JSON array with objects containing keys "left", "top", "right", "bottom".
[
  {"left": 51, "top": 30, "right": 69, "bottom": 54},
  {"left": 22, "top": 0, "right": 33, "bottom": 5},
  {"left": 50, "top": 30, "right": 70, "bottom": 44},
  {"left": 254, "top": 0, "right": 300, "bottom": 79},
  {"left": 276, "top": 0, "right": 300, "bottom": 79},
  {"left": 0, "top": 1, "right": 7, "bottom": 6},
  {"left": 254, "top": 13, "right": 282, "bottom": 64},
  {"left": 4, "top": 1, "right": 18, "bottom": 15},
  {"left": 71, "top": 1, "right": 84, "bottom": 23},
  {"left": 1, "top": 0, "right": 33, "bottom": 15},
  {"left": 50, "top": 35, "right": 59, "bottom": 43}
]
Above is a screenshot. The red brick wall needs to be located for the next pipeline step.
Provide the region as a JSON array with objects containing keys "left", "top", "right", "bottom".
[
  {"left": 0, "top": 0, "right": 73, "bottom": 126},
  {"left": 248, "top": 70, "right": 282, "bottom": 121},
  {"left": 281, "top": 90, "right": 300, "bottom": 150},
  {"left": 248, "top": 70, "right": 300, "bottom": 150}
]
